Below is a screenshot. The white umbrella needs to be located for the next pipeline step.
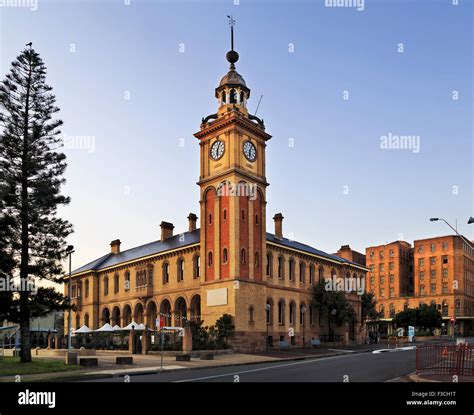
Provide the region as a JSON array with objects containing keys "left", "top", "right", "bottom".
[
  {"left": 73, "top": 325, "right": 92, "bottom": 334},
  {"left": 121, "top": 321, "right": 139, "bottom": 331},
  {"left": 112, "top": 325, "right": 121, "bottom": 331},
  {"left": 95, "top": 323, "right": 114, "bottom": 332}
]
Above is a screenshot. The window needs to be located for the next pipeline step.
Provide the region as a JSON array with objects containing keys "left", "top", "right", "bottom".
[
  {"left": 299, "top": 262, "right": 305, "bottom": 283},
  {"left": 379, "top": 264, "right": 384, "bottom": 272},
  {"left": 379, "top": 251, "right": 384, "bottom": 260},
  {"left": 104, "top": 276, "right": 109, "bottom": 296},
  {"left": 193, "top": 255, "right": 200, "bottom": 279},
  {"left": 222, "top": 248, "right": 228, "bottom": 264},
  {"left": 255, "top": 214, "right": 258, "bottom": 225},
  {"left": 178, "top": 258, "right": 185, "bottom": 282},
  {"left": 266, "top": 253, "right": 273, "bottom": 277},
  {"left": 124, "top": 271, "right": 130, "bottom": 291},
  {"left": 369, "top": 251, "right": 374, "bottom": 260},
  {"left": 278, "top": 301, "right": 285, "bottom": 325},
  {"left": 418, "top": 258, "right": 425, "bottom": 267},
  {"left": 442, "top": 255, "right": 448, "bottom": 265},
  {"left": 318, "top": 267, "right": 324, "bottom": 282},
  {"left": 418, "top": 245, "right": 424, "bottom": 253},
  {"left": 420, "top": 285, "right": 425, "bottom": 295},
  {"left": 430, "top": 257, "right": 436, "bottom": 266},
  {"left": 300, "top": 305, "right": 306, "bottom": 325},
  {"left": 278, "top": 256, "right": 284, "bottom": 279},
  {"left": 389, "top": 274, "right": 394, "bottom": 284},
  {"left": 85, "top": 279, "right": 90, "bottom": 298},
  {"left": 380, "top": 276, "right": 385, "bottom": 284},
  {"left": 223, "top": 209, "right": 227, "bottom": 220},
  {"left": 208, "top": 251, "right": 213, "bottom": 267},
  {"left": 254, "top": 252, "right": 260, "bottom": 268},
  {"left": 443, "top": 268, "right": 448, "bottom": 278},
  {"left": 389, "top": 262, "right": 394, "bottom": 271},
  {"left": 240, "top": 249, "right": 246, "bottom": 264},
  {"left": 430, "top": 283, "right": 436, "bottom": 293},
  {"left": 430, "top": 243, "right": 435, "bottom": 253},
  {"left": 390, "top": 287, "right": 395, "bottom": 298},
  {"left": 370, "top": 276, "right": 375, "bottom": 285},
  {"left": 289, "top": 303, "right": 296, "bottom": 325},
  {"left": 114, "top": 273, "right": 119, "bottom": 294},
  {"left": 442, "top": 283, "right": 449, "bottom": 294},
  {"left": 430, "top": 270, "right": 436, "bottom": 279},
  {"left": 266, "top": 301, "right": 272, "bottom": 325},
  {"left": 241, "top": 209, "right": 245, "bottom": 221},
  {"left": 419, "top": 271, "right": 425, "bottom": 281},
  {"left": 163, "top": 262, "right": 170, "bottom": 284},
  {"left": 442, "top": 242, "right": 449, "bottom": 251},
  {"left": 370, "top": 264, "right": 375, "bottom": 272},
  {"left": 389, "top": 304, "right": 395, "bottom": 318},
  {"left": 289, "top": 259, "right": 295, "bottom": 281},
  {"left": 389, "top": 249, "right": 394, "bottom": 257},
  {"left": 380, "top": 288, "right": 385, "bottom": 298},
  {"left": 442, "top": 301, "right": 449, "bottom": 316},
  {"left": 309, "top": 265, "right": 315, "bottom": 285},
  {"left": 209, "top": 214, "right": 212, "bottom": 225},
  {"left": 248, "top": 305, "right": 254, "bottom": 323}
]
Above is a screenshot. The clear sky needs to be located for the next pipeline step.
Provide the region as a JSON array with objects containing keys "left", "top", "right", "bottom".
[{"left": 0, "top": 0, "right": 472, "bottom": 275}]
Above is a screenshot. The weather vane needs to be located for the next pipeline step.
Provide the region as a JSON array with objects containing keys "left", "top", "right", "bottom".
[{"left": 227, "top": 15, "right": 236, "bottom": 51}]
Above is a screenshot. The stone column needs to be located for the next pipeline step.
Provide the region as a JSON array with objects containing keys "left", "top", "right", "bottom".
[
  {"left": 182, "top": 325, "right": 192, "bottom": 353},
  {"left": 141, "top": 326, "right": 150, "bottom": 355}
]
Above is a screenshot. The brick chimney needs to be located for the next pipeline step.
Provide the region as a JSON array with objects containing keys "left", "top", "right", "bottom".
[
  {"left": 110, "top": 239, "right": 121, "bottom": 254},
  {"left": 187, "top": 213, "right": 198, "bottom": 232},
  {"left": 160, "top": 221, "right": 174, "bottom": 241},
  {"left": 273, "top": 213, "right": 284, "bottom": 239}
]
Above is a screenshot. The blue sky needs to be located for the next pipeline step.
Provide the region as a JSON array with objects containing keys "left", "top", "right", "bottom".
[{"left": 0, "top": 0, "right": 472, "bottom": 272}]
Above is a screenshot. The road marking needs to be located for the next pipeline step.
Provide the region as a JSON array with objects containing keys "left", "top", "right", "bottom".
[
  {"left": 327, "top": 349, "right": 356, "bottom": 353},
  {"left": 174, "top": 354, "right": 355, "bottom": 383},
  {"left": 373, "top": 346, "right": 416, "bottom": 354}
]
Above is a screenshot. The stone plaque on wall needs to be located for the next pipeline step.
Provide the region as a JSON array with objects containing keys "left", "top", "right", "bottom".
[{"left": 206, "top": 288, "right": 228, "bottom": 306}]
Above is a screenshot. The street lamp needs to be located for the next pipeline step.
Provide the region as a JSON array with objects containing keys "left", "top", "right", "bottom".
[
  {"left": 66, "top": 245, "right": 74, "bottom": 352},
  {"left": 265, "top": 303, "right": 271, "bottom": 351},
  {"left": 301, "top": 305, "right": 307, "bottom": 349},
  {"left": 429, "top": 218, "right": 460, "bottom": 236},
  {"left": 468, "top": 217, "right": 474, "bottom": 225}
]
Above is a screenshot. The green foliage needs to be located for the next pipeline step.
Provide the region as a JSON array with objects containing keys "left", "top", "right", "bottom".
[
  {"left": 0, "top": 47, "right": 73, "bottom": 362},
  {"left": 361, "top": 292, "right": 381, "bottom": 322},
  {"left": 215, "top": 314, "right": 235, "bottom": 349},
  {"left": 311, "top": 279, "right": 356, "bottom": 327},
  {"left": 394, "top": 304, "right": 442, "bottom": 334}
]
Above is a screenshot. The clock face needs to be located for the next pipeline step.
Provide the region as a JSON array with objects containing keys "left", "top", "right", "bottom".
[
  {"left": 243, "top": 140, "right": 257, "bottom": 162},
  {"left": 210, "top": 140, "right": 225, "bottom": 160}
]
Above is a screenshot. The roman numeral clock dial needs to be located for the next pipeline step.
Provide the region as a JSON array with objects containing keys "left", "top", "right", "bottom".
[
  {"left": 243, "top": 140, "right": 256, "bottom": 162},
  {"left": 210, "top": 140, "right": 225, "bottom": 160}
]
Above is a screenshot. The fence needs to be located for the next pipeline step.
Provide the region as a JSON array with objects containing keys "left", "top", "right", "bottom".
[{"left": 416, "top": 343, "right": 474, "bottom": 376}]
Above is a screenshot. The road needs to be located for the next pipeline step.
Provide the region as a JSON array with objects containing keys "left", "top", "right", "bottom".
[{"left": 91, "top": 349, "right": 416, "bottom": 382}]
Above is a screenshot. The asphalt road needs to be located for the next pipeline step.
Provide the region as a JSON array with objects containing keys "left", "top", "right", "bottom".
[{"left": 92, "top": 349, "right": 416, "bottom": 383}]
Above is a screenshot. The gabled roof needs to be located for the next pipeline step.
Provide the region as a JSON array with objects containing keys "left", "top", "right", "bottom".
[
  {"left": 71, "top": 228, "right": 366, "bottom": 276},
  {"left": 71, "top": 229, "right": 200, "bottom": 276}
]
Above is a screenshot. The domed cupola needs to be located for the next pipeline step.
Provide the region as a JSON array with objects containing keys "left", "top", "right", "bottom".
[{"left": 215, "top": 16, "right": 250, "bottom": 110}]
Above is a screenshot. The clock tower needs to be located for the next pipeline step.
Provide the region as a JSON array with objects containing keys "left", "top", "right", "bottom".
[{"left": 194, "top": 18, "right": 271, "bottom": 341}]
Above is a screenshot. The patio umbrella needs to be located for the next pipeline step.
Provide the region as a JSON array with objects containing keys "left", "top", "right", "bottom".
[
  {"left": 112, "top": 325, "right": 121, "bottom": 331},
  {"left": 94, "top": 323, "right": 115, "bottom": 332},
  {"left": 121, "top": 321, "right": 140, "bottom": 331},
  {"left": 73, "top": 325, "right": 92, "bottom": 334}
]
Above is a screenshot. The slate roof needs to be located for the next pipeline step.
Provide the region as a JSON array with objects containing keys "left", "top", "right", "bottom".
[
  {"left": 71, "top": 229, "right": 200, "bottom": 275},
  {"left": 71, "top": 229, "right": 365, "bottom": 276}
]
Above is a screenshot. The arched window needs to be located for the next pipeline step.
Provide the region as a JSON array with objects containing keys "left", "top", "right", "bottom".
[
  {"left": 266, "top": 253, "right": 273, "bottom": 277},
  {"left": 103, "top": 276, "right": 109, "bottom": 296},
  {"left": 289, "top": 302, "right": 296, "bottom": 325},
  {"left": 230, "top": 88, "right": 236, "bottom": 103},
  {"left": 309, "top": 265, "right": 315, "bottom": 285},
  {"left": 178, "top": 258, "right": 185, "bottom": 282},
  {"left": 240, "top": 249, "right": 246, "bottom": 264},
  {"left": 278, "top": 256, "right": 284, "bottom": 279},
  {"left": 289, "top": 258, "right": 295, "bottom": 281},
  {"left": 85, "top": 279, "right": 89, "bottom": 298},
  {"left": 162, "top": 262, "right": 169, "bottom": 285},
  {"left": 266, "top": 300, "right": 273, "bottom": 325},
  {"left": 193, "top": 255, "right": 200, "bottom": 279},
  {"left": 248, "top": 305, "right": 254, "bottom": 323},
  {"left": 223, "top": 248, "right": 228, "bottom": 264},
  {"left": 114, "top": 273, "right": 119, "bottom": 294},
  {"left": 278, "top": 300, "right": 285, "bottom": 325},
  {"left": 255, "top": 214, "right": 259, "bottom": 225},
  {"left": 208, "top": 251, "right": 213, "bottom": 267},
  {"left": 318, "top": 267, "right": 324, "bottom": 282},
  {"left": 241, "top": 209, "right": 245, "bottom": 221},
  {"left": 240, "top": 90, "right": 244, "bottom": 104},
  {"left": 124, "top": 271, "right": 130, "bottom": 291},
  {"left": 223, "top": 209, "right": 227, "bottom": 220},
  {"left": 222, "top": 90, "right": 226, "bottom": 104},
  {"left": 255, "top": 252, "right": 259, "bottom": 268},
  {"left": 299, "top": 262, "right": 305, "bottom": 283}
]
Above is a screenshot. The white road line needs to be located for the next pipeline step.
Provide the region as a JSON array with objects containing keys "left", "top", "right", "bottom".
[
  {"left": 327, "top": 349, "right": 356, "bottom": 353},
  {"left": 174, "top": 354, "right": 356, "bottom": 383}
]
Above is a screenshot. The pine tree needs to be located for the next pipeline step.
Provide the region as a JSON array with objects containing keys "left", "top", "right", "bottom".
[{"left": 0, "top": 47, "right": 73, "bottom": 362}]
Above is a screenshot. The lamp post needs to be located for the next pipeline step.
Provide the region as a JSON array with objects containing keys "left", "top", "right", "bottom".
[
  {"left": 265, "top": 303, "right": 271, "bottom": 351},
  {"left": 301, "top": 305, "right": 307, "bottom": 349},
  {"left": 66, "top": 245, "right": 74, "bottom": 352}
]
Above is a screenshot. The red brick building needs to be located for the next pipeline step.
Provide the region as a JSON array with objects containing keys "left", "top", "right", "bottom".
[{"left": 366, "top": 235, "right": 474, "bottom": 336}]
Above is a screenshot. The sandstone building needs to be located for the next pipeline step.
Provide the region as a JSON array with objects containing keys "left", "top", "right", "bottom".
[{"left": 65, "top": 32, "right": 368, "bottom": 351}]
